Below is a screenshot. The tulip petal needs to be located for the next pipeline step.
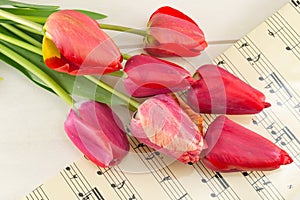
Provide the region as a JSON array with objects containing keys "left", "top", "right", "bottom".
[
  {"left": 144, "top": 6, "right": 207, "bottom": 57},
  {"left": 123, "top": 54, "right": 194, "bottom": 97},
  {"left": 64, "top": 101, "right": 129, "bottom": 167},
  {"left": 130, "top": 94, "right": 204, "bottom": 164},
  {"left": 123, "top": 78, "right": 172, "bottom": 98},
  {"left": 187, "top": 64, "right": 271, "bottom": 114},
  {"left": 43, "top": 10, "right": 122, "bottom": 75},
  {"left": 202, "top": 116, "right": 293, "bottom": 172},
  {"left": 149, "top": 6, "right": 198, "bottom": 26}
]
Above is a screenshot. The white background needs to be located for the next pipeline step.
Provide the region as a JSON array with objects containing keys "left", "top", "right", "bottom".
[{"left": 0, "top": 0, "right": 290, "bottom": 199}]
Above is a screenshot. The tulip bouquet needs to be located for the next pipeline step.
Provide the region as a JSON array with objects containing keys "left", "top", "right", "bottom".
[{"left": 0, "top": 1, "right": 293, "bottom": 173}]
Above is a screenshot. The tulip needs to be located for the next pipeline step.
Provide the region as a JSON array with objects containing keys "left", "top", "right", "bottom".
[
  {"left": 144, "top": 6, "right": 207, "bottom": 57},
  {"left": 130, "top": 94, "right": 205, "bottom": 164},
  {"left": 187, "top": 64, "right": 271, "bottom": 114},
  {"left": 42, "top": 10, "right": 122, "bottom": 75},
  {"left": 202, "top": 116, "right": 293, "bottom": 172},
  {"left": 64, "top": 101, "right": 129, "bottom": 167},
  {"left": 123, "top": 54, "right": 195, "bottom": 97}
]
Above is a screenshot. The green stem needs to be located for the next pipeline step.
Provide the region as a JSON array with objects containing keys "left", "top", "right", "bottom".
[
  {"left": 0, "top": 10, "right": 140, "bottom": 109},
  {"left": 0, "top": 9, "right": 43, "bottom": 33},
  {"left": 84, "top": 75, "right": 140, "bottom": 110},
  {"left": 0, "top": 23, "right": 42, "bottom": 47},
  {"left": 122, "top": 53, "right": 132, "bottom": 60},
  {"left": 0, "top": 43, "right": 74, "bottom": 106},
  {"left": 0, "top": 32, "right": 136, "bottom": 108},
  {"left": 15, "top": 24, "right": 44, "bottom": 36},
  {"left": 0, "top": 32, "right": 42, "bottom": 55},
  {"left": 100, "top": 23, "right": 146, "bottom": 37}
]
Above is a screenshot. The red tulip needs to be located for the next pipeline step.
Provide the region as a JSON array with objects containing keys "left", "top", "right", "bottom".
[
  {"left": 42, "top": 10, "right": 122, "bottom": 75},
  {"left": 130, "top": 94, "right": 205, "bottom": 164},
  {"left": 202, "top": 116, "right": 293, "bottom": 172},
  {"left": 64, "top": 101, "right": 129, "bottom": 167},
  {"left": 187, "top": 64, "right": 271, "bottom": 114},
  {"left": 123, "top": 54, "right": 195, "bottom": 97},
  {"left": 144, "top": 6, "right": 207, "bottom": 57}
]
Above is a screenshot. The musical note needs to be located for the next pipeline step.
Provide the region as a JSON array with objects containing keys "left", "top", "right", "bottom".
[
  {"left": 255, "top": 186, "right": 264, "bottom": 192},
  {"left": 242, "top": 171, "right": 253, "bottom": 177},
  {"left": 65, "top": 166, "right": 79, "bottom": 179},
  {"left": 96, "top": 168, "right": 111, "bottom": 175},
  {"left": 271, "top": 130, "right": 277, "bottom": 135},
  {"left": 286, "top": 42, "right": 300, "bottom": 50},
  {"left": 201, "top": 175, "right": 215, "bottom": 183},
  {"left": 111, "top": 180, "right": 126, "bottom": 189},
  {"left": 247, "top": 54, "right": 261, "bottom": 63},
  {"left": 215, "top": 172, "right": 229, "bottom": 189},
  {"left": 276, "top": 96, "right": 292, "bottom": 106},
  {"left": 267, "top": 27, "right": 283, "bottom": 37},
  {"left": 239, "top": 42, "right": 249, "bottom": 48},
  {"left": 145, "top": 153, "right": 155, "bottom": 160},
  {"left": 210, "top": 190, "right": 226, "bottom": 198},
  {"left": 161, "top": 176, "right": 172, "bottom": 182},
  {"left": 291, "top": 0, "right": 300, "bottom": 7},
  {"left": 268, "top": 73, "right": 293, "bottom": 101},
  {"left": 263, "top": 180, "right": 271, "bottom": 185},
  {"left": 79, "top": 187, "right": 104, "bottom": 200},
  {"left": 268, "top": 29, "right": 275, "bottom": 37},
  {"left": 129, "top": 194, "right": 136, "bottom": 200},
  {"left": 217, "top": 60, "right": 225, "bottom": 65},
  {"left": 279, "top": 126, "right": 300, "bottom": 145},
  {"left": 134, "top": 143, "right": 145, "bottom": 149},
  {"left": 203, "top": 172, "right": 230, "bottom": 197},
  {"left": 266, "top": 122, "right": 275, "bottom": 130},
  {"left": 252, "top": 112, "right": 267, "bottom": 125},
  {"left": 264, "top": 82, "right": 273, "bottom": 89}
]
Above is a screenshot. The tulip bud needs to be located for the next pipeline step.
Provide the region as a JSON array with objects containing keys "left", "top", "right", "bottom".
[
  {"left": 144, "top": 6, "right": 207, "bottom": 57},
  {"left": 42, "top": 10, "right": 123, "bottom": 75},
  {"left": 64, "top": 101, "right": 129, "bottom": 168},
  {"left": 123, "top": 54, "right": 195, "bottom": 97},
  {"left": 202, "top": 116, "right": 293, "bottom": 172},
  {"left": 130, "top": 94, "right": 205, "bottom": 164},
  {"left": 187, "top": 64, "right": 271, "bottom": 114}
]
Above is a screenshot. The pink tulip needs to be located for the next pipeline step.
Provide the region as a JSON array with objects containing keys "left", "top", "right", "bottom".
[
  {"left": 42, "top": 10, "right": 122, "bottom": 75},
  {"left": 123, "top": 54, "right": 195, "bottom": 97},
  {"left": 64, "top": 101, "right": 129, "bottom": 167},
  {"left": 130, "top": 94, "right": 205, "bottom": 164},
  {"left": 187, "top": 64, "right": 271, "bottom": 114},
  {"left": 144, "top": 6, "right": 207, "bottom": 57},
  {"left": 202, "top": 116, "right": 293, "bottom": 172}
]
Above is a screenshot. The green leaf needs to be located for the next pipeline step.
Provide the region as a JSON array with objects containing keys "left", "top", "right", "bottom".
[
  {"left": 75, "top": 10, "right": 107, "bottom": 20},
  {"left": 0, "top": 7, "right": 107, "bottom": 24},
  {"left": 0, "top": 0, "right": 13, "bottom": 6},
  {"left": 0, "top": 8, "right": 54, "bottom": 16},
  {"left": 0, "top": 41, "right": 125, "bottom": 106},
  {"left": 0, "top": 0, "right": 60, "bottom": 10},
  {"left": 0, "top": 52, "right": 54, "bottom": 93}
]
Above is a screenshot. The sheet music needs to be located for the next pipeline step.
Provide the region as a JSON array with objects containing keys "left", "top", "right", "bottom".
[{"left": 22, "top": 1, "right": 300, "bottom": 199}]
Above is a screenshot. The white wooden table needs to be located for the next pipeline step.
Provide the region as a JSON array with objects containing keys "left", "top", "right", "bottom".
[{"left": 0, "top": 0, "right": 290, "bottom": 199}]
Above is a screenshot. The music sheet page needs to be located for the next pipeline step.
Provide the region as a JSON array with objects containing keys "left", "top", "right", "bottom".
[{"left": 22, "top": 2, "right": 300, "bottom": 200}]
